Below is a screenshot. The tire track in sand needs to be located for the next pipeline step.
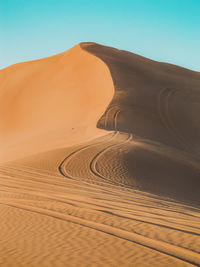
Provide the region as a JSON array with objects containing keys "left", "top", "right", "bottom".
[
  {"left": 56, "top": 108, "right": 200, "bottom": 265},
  {"left": 58, "top": 108, "right": 121, "bottom": 182},
  {"left": 58, "top": 131, "right": 117, "bottom": 179},
  {"left": 89, "top": 132, "right": 132, "bottom": 186},
  {"left": 90, "top": 109, "right": 133, "bottom": 186},
  {"left": 157, "top": 88, "right": 188, "bottom": 150},
  {"left": 1, "top": 202, "right": 200, "bottom": 266}
]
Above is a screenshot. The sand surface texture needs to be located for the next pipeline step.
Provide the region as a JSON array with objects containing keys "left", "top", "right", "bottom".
[{"left": 0, "top": 43, "right": 200, "bottom": 266}]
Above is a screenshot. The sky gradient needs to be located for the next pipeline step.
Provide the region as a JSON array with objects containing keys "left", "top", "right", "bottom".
[{"left": 0, "top": 0, "right": 200, "bottom": 71}]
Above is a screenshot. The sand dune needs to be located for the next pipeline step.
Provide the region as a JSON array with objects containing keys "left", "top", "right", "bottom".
[{"left": 0, "top": 42, "right": 200, "bottom": 266}]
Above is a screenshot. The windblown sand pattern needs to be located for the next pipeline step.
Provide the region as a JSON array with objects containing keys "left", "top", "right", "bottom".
[{"left": 0, "top": 43, "right": 200, "bottom": 266}]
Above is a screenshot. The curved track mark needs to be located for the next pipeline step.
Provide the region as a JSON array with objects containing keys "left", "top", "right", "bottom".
[
  {"left": 90, "top": 133, "right": 132, "bottom": 186},
  {"left": 157, "top": 88, "right": 188, "bottom": 149},
  {"left": 1, "top": 202, "right": 200, "bottom": 266},
  {"left": 103, "top": 105, "right": 120, "bottom": 129},
  {"left": 114, "top": 109, "right": 121, "bottom": 130},
  {"left": 58, "top": 108, "right": 122, "bottom": 183},
  {"left": 58, "top": 132, "right": 117, "bottom": 178}
]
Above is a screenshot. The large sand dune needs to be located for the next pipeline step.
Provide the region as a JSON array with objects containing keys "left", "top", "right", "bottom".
[{"left": 0, "top": 43, "right": 200, "bottom": 266}]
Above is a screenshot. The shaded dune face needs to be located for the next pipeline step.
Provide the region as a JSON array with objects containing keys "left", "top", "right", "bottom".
[
  {"left": 81, "top": 42, "right": 200, "bottom": 205},
  {"left": 81, "top": 42, "right": 200, "bottom": 154}
]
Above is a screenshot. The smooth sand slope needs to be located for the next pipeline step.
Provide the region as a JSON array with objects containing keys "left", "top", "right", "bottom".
[
  {"left": 0, "top": 43, "right": 200, "bottom": 267},
  {"left": 0, "top": 44, "right": 114, "bottom": 161}
]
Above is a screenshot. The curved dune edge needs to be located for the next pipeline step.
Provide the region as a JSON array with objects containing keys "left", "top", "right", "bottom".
[
  {"left": 80, "top": 42, "right": 200, "bottom": 153},
  {"left": 0, "top": 43, "right": 114, "bottom": 162}
]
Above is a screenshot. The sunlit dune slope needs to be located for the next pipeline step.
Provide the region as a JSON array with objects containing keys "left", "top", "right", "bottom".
[{"left": 0, "top": 44, "right": 114, "bottom": 161}]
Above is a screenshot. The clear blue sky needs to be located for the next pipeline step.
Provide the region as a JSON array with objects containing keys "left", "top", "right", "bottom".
[{"left": 0, "top": 0, "right": 200, "bottom": 71}]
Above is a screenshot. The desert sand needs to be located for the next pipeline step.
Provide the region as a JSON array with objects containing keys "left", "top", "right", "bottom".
[{"left": 0, "top": 42, "right": 200, "bottom": 266}]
